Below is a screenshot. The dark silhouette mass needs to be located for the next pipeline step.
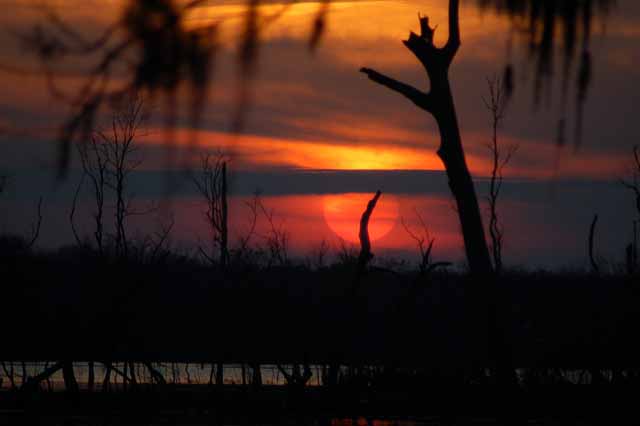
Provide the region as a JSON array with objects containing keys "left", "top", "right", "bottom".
[{"left": 1, "top": 1, "right": 638, "bottom": 425}]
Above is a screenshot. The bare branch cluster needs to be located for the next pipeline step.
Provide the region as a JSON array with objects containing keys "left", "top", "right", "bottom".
[
  {"left": 401, "top": 209, "right": 451, "bottom": 278},
  {"left": 257, "top": 198, "right": 290, "bottom": 268},
  {"left": 191, "top": 152, "right": 229, "bottom": 268},
  {"left": 237, "top": 193, "right": 260, "bottom": 256},
  {"left": 70, "top": 92, "right": 156, "bottom": 259},
  {"left": 136, "top": 215, "right": 176, "bottom": 264},
  {"left": 307, "top": 238, "right": 330, "bottom": 270}
]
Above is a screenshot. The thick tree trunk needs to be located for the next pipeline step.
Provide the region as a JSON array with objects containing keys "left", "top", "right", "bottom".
[
  {"left": 360, "top": 1, "right": 492, "bottom": 276},
  {"left": 360, "top": 3, "right": 519, "bottom": 423},
  {"left": 434, "top": 88, "right": 493, "bottom": 275}
]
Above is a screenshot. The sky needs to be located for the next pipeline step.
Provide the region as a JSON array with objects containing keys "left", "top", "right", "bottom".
[{"left": 1, "top": 0, "right": 639, "bottom": 269}]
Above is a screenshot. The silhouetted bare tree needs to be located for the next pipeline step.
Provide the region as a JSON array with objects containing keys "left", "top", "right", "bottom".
[
  {"left": 191, "top": 153, "right": 229, "bottom": 268},
  {"left": 400, "top": 210, "right": 451, "bottom": 279},
  {"left": 308, "top": 239, "right": 330, "bottom": 270},
  {"left": 230, "top": 192, "right": 260, "bottom": 268},
  {"left": 484, "top": 76, "right": 518, "bottom": 274},
  {"left": 352, "top": 190, "right": 381, "bottom": 294},
  {"left": 620, "top": 145, "right": 640, "bottom": 272},
  {"left": 99, "top": 92, "right": 151, "bottom": 259},
  {"left": 70, "top": 96, "right": 171, "bottom": 261},
  {"left": 361, "top": 8, "right": 521, "bottom": 413},
  {"left": 22, "top": 361, "right": 78, "bottom": 393},
  {"left": 361, "top": 1, "right": 492, "bottom": 276},
  {"left": 257, "top": 198, "right": 290, "bottom": 268},
  {"left": 72, "top": 134, "right": 109, "bottom": 253}
]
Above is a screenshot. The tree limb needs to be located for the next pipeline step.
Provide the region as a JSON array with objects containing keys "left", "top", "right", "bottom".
[
  {"left": 359, "top": 190, "right": 382, "bottom": 263},
  {"left": 359, "top": 68, "right": 433, "bottom": 113},
  {"left": 443, "top": 0, "right": 460, "bottom": 62},
  {"left": 144, "top": 362, "right": 167, "bottom": 385},
  {"left": 21, "top": 362, "right": 64, "bottom": 392}
]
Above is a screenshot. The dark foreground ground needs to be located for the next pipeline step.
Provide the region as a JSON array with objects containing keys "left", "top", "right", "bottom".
[
  {"left": 2, "top": 243, "right": 640, "bottom": 366},
  {"left": 2, "top": 384, "right": 640, "bottom": 426},
  {"left": 2, "top": 242, "right": 640, "bottom": 424}
]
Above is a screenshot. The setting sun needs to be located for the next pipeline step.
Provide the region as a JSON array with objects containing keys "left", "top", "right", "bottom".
[{"left": 323, "top": 193, "right": 399, "bottom": 243}]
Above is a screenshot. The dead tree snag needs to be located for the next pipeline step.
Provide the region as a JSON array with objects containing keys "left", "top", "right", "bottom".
[{"left": 360, "top": 0, "right": 492, "bottom": 276}]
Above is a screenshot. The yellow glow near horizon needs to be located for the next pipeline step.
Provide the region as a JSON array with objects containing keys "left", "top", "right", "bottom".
[{"left": 145, "top": 128, "right": 446, "bottom": 170}]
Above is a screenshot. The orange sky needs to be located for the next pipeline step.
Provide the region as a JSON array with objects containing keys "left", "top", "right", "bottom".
[{"left": 1, "top": 0, "right": 638, "bottom": 179}]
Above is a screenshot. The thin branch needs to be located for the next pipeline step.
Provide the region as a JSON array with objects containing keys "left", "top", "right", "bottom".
[
  {"left": 198, "top": 245, "right": 216, "bottom": 264},
  {"left": 27, "top": 197, "right": 44, "bottom": 249},
  {"left": 240, "top": 194, "right": 259, "bottom": 249},
  {"left": 70, "top": 172, "right": 85, "bottom": 247},
  {"left": 143, "top": 362, "right": 167, "bottom": 385},
  {"left": 150, "top": 216, "right": 175, "bottom": 262},
  {"left": 257, "top": 197, "right": 289, "bottom": 267},
  {"left": 588, "top": 214, "right": 599, "bottom": 274},
  {"left": 21, "top": 362, "right": 65, "bottom": 392},
  {"left": 401, "top": 209, "right": 450, "bottom": 277}
]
